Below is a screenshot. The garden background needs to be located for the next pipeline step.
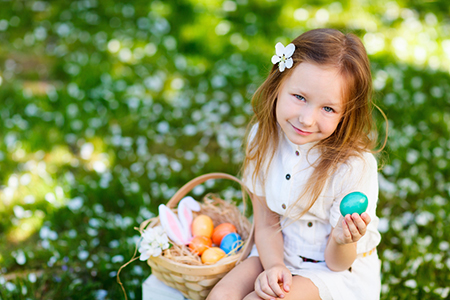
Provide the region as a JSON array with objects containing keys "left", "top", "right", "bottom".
[{"left": 1, "top": 0, "right": 450, "bottom": 299}]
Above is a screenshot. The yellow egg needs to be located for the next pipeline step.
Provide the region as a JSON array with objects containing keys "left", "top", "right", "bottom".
[
  {"left": 192, "top": 215, "right": 214, "bottom": 238},
  {"left": 201, "top": 247, "right": 226, "bottom": 264}
]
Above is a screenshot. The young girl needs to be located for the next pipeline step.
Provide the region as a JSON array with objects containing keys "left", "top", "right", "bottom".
[{"left": 207, "top": 28, "right": 386, "bottom": 300}]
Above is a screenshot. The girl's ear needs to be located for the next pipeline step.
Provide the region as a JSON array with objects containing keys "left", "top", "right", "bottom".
[{"left": 158, "top": 204, "right": 189, "bottom": 245}]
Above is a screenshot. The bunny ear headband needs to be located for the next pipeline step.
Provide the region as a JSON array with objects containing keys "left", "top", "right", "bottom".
[{"left": 271, "top": 42, "right": 295, "bottom": 72}]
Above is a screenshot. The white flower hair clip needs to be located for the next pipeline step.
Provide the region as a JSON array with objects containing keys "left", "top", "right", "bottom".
[{"left": 271, "top": 42, "right": 295, "bottom": 72}]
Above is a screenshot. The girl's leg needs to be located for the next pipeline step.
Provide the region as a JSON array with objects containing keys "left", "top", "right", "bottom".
[
  {"left": 206, "top": 256, "right": 263, "bottom": 300},
  {"left": 243, "top": 275, "right": 321, "bottom": 300}
]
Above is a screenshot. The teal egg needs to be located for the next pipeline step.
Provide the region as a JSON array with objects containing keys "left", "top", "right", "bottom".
[
  {"left": 220, "top": 233, "right": 242, "bottom": 254},
  {"left": 339, "top": 192, "right": 368, "bottom": 216}
]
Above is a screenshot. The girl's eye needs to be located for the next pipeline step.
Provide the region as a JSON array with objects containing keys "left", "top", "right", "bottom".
[
  {"left": 294, "top": 94, "right": 305, "bottom": 101},
  {"left": 323, "top": 106, "right": 334, "bottom": 113}
]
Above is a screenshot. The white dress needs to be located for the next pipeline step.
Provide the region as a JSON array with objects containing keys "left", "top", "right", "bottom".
[{"left": 243, "top": 125, "right": 381, "bottom": 300}]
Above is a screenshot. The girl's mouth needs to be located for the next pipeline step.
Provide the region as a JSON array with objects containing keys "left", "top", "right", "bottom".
[{"left": 292, "top": 125, "right": 313, "bottom": 136}]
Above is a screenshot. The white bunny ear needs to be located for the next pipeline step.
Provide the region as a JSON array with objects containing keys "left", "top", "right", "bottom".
[
  {"left": 158, "top": 204, "right": 189, "bottom": 245},
  {"left": 178, "top": 198, "right": 196, "bottom": 241},
  {"left": 180, "top": 196, "right": 200, "bottom": 212}
]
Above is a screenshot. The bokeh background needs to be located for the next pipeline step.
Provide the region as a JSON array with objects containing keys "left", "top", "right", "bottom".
[{"left": 1, "top": 0, "right": 450, "bottom": 299}]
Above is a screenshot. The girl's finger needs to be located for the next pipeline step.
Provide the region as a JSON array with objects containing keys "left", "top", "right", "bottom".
[
  {"left": 268, "top": 278, "right": 285, "bottom": 298},
  {"left": 254, "top": 278, "right": 271, "bottom": 299},
  {"left": 342, "top": 219, "right": 352, "bottom": 241},
  {"left": 281, "top": 272, "right": 292, "bottom": 294},
  {"left": 345, "top": 215, "right": 360, "bottom": 238},
  {"left": 360, "top": 212, "right": 371, "bottom": 225},
  {"left": 352, "top": 214, "right": 367, "bottom": 235},
  {"left": 257, "top": 274, "right": 277, "bottom": 299}
]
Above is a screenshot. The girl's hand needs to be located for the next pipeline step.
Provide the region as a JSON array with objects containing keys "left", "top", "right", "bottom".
[
  {"left": 254, "top": 264, "right": 291, "bottom": 299},
  {"left": 333, "top": 212, "right": 371, "bottom": 245}
]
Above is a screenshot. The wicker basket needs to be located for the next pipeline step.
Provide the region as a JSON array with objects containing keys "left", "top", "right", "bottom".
[{"left": 139, "top": 173, "right": 255, "bottom": 300}]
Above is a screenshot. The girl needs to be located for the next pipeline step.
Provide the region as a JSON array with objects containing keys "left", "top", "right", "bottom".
[{"left": 207, "top": 28, "right": 386, "bottom": 300}]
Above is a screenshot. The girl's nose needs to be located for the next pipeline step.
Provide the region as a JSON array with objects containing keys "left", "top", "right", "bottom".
[{"left": 299, "top": 108, "right": 315, "bottom": 127}]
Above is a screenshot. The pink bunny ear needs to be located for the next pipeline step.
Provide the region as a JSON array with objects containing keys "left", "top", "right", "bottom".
[
  {"left": 158, "top": 204, "right": 189, "bottom": 245},
  {"left": 178, "top": 197, "right": 200, "bottom": 241}
]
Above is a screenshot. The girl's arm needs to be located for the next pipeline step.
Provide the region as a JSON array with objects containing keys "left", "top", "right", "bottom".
[
  {"left": 252, "top": 194, "right": 292, "bottom": 299},
  {"left": 324, "top": 212, "right": 371, "bottom": 271}
]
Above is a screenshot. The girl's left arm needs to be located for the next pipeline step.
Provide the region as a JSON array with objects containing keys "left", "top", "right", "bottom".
[{"left": 324, "top": 212, "right": 371, "bottom": 271}]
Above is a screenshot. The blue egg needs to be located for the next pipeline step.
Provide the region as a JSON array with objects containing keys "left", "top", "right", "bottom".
[
  {"left": 340, "top": 192, "right": 368, "bottom": 216},
  {"left": 220, "top": 233, "right": 242, "bottom": 254}
]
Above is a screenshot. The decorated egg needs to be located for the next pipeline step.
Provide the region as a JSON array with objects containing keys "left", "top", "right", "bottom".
[
  {"left": 192, "top": 215, "right": 214, "bottom": 238},
  {"left": 220, "top": 232, "right": 242, "bottom": 254},
  {"left": 212, "top": 223, "right": 237, "bottom": 246},
  {"left": 189, "top": 235, "right": 212, "bottom": 255},
  {"left": 340, "top": 192, "right": 368, "bottom": 216},
  {"left": 201, "top": 247, "right": 226, "bottom": 264}
]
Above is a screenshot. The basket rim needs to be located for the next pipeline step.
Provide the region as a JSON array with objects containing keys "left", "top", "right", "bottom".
[{"left": 148, "top": 249, "right": 244, "bottom": 276}]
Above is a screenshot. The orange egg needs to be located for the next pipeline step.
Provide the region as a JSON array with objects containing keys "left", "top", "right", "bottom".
[
  {"left": 212, "top": 223, "right": 237, "bottom": 245},
  {"left": 189, "top": 236, "right": 212, "bottom": 255},
  {"left": 192, "top": 215, "right": 214, "bottom": 238},
  {"left": 201, "top": 247, "right": 226, "bottom": 264}
]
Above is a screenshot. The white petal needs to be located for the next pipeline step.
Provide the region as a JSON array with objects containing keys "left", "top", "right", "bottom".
[
  {"left": 284, "top": 43, "right": 295, "bottom": 58},
  {"left": 139, "top": 252, "right": 150, "bottom": 261},
  {"left": 275, "top": 42, "right": 285, "bottom": 57},
  {"left": 271, "top": 55, "right": 281, "bottom": 64},
  {"left": 279, "top": 61, "right": 286, "bottom": 72},
  {"left": 152, "top": 248, "right": 162, "bottom": 257},
  {"left": 285, "top": 58, "right": 293, "bottom": 69}
]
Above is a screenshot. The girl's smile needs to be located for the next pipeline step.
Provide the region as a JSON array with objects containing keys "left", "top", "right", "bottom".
[
  {"left": 291, "top": 123, "right": 313, "bottom": 136},
  {"left": 276, "top": 62, "right": 344, "bottom": 145}
]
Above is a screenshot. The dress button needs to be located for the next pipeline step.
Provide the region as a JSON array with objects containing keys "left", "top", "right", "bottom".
[
  {"left": 282, "top": 203, "right": 286, "bottom": 209},
  {"left": 295, "top": 150, "right": 299, "bottom": 156},
  {"left": 307, "top": 222, "right": 313, "bottom": 227},
  {"left": 285, "top": 174, "right": 291, "bottom": 180}
]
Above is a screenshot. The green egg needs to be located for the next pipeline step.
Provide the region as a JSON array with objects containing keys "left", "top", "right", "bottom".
[{"left": 339, "top": 192, "right": 368, "bottom": 216}]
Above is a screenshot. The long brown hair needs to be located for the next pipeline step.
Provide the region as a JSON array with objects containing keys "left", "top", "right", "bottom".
[{"left": 244, "top": 28, "right": 387, "bottom": 218}]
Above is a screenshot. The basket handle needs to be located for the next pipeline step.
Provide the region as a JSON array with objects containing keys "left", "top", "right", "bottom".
[
  {"left": 166, "top": 172, "right": 251, "bottom": 208},
  {"left": 141, "top": 172, "right": 255, "bottom": 265}
]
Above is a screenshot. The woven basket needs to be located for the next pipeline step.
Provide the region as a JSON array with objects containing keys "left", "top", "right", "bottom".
[{"left": 139, "top": 173, "right": 255, "bottom": 300}]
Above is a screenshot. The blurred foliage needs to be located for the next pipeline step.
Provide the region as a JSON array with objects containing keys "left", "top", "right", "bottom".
[{"left": 0, "top": 0, "right": 449, "bottom": 299}]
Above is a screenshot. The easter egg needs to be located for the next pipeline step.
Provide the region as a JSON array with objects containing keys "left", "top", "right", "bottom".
[
  {"left": 201, "top": 247, "right": 226, "bottom": 264},
  {"left": 189, "top": 235, "right": 212, "bottom": 255},
  {"left": 192, "top": 215, "right": 214, "bottom": 238},
  {"left": 220, "top": 232, "right": 242, "bottom": 254},
  {"left": 212, "top": 223, "right": 237, "bottom": 245},
  {"left": 340, "top": 192, "right": 368, "bottom": 216}
]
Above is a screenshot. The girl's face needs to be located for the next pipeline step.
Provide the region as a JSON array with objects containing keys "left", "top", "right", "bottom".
[{"left": 276, "top": 62, "right": 345, "bottom": 145}]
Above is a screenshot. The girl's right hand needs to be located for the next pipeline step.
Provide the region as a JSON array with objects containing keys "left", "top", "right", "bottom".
[{"left": 254, "top": 264, "right": 292, "bottom": 299}]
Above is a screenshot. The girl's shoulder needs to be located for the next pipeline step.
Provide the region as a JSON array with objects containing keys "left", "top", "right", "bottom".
[{"left": 335, "top": 151, "right": 378, "bottom": 178}]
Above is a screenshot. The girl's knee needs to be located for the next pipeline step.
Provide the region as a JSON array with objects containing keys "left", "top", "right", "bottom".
[
  {"left": 207, "top": 284, "right": 236, "bottom": 300},
  {"left": 242, "top": 291, "right": 261, "bottom": 300}
]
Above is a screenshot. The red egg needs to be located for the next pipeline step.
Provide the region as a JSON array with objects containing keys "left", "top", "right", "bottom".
[
  {"left": 192, "top": 215, "right": 214, "bottom": 238},
  {"left": 189, "top": 235, "right": 212, "bottom": 255},
  {"left": 212, "top": 223, "right": 237, "bottom": 246}
]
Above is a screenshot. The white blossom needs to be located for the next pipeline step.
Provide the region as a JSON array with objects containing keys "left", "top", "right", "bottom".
[
  {"left": 138, "top": 226, "right": 170, "bottom": 261},
  {"left": 271, "top": 42, "right": 295, "bottom": 72}
]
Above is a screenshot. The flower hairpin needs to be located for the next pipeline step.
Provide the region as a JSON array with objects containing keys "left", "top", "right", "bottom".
[{"left": 271, "top": 42, "right": 295, "bottom": 72}]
